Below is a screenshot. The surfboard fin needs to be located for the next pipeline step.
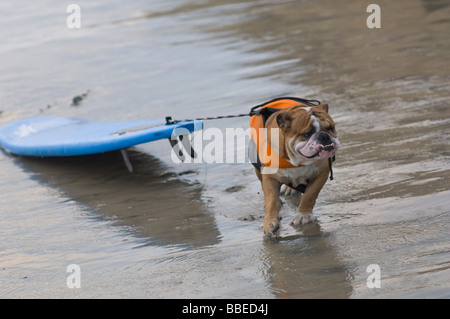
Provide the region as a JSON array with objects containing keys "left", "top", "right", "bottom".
[{"left": 120, "top": 149, "right": 133, "bottom": 173}]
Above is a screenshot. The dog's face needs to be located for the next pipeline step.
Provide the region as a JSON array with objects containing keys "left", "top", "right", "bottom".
[{"left": 276, "top": 104, "right": 340, "bottom": 165}]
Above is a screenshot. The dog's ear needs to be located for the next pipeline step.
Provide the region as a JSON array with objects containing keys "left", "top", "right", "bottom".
[
  {"left": 276, "top": 112, "right": 291, "bottom": 129},
  {"left": 317, "top": 104, "right": 329, "bottom": 113}
]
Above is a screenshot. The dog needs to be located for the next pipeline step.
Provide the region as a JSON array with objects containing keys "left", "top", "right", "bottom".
[{"left": 250, "top": 100, "right": 340, "bottom": 236}]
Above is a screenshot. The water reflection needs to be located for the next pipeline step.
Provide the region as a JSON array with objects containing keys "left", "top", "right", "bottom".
[
  {"left": 263, "top": 224, "right": 353, "bottom": 298},
  {"left": 14, "top": 149, "right": 220, "bottom": 248}
]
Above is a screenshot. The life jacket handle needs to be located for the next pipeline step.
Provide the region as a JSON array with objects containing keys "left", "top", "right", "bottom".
[{"left": 249, "top": 96, "right": 321, "bottom": 116}]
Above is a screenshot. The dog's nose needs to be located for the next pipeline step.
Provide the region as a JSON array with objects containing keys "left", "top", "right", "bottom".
[{"left": 317, "top": 131, "right": 332, "bottom": 145}]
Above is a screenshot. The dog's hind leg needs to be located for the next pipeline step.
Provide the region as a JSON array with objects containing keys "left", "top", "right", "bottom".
[{"left": 280, "top": 184, "right": 302, "bottom": 207}]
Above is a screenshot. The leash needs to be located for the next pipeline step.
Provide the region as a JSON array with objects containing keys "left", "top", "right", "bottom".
[
  {"left": 165, "top": 97, "right": 321, "bottom": 124},
  {"left": 165, "top": 96, "right": 334, "bottom": 181},
  {"left": 165, "top": 112, "right": 251, "bottom": 125}
]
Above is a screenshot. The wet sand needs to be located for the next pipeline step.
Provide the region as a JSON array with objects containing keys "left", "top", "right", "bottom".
[{"left": 0, "top": 0, "right": 449, "bottom": 298}]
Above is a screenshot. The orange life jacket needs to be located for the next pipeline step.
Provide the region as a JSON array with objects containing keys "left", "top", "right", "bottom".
[{"left": 249, "top": 97, "right": 320, "bottom": 172}]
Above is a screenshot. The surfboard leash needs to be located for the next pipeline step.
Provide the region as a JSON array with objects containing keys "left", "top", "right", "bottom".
[
  {"left": 165, "top": 97, "right": 321, "bottom": 124},
  {"left": 164, "top": 96, "right": 334, "bottom": 181},
  {"left": 165, "top": 112, "right": 251, "bottom": 125}
]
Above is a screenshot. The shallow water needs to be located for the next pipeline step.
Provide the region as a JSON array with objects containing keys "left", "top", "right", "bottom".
[{"left": 0, "top": 0, "right": 449, "bottom": 298}]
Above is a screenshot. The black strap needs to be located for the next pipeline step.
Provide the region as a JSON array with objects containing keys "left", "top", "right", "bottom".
[
  {"left": 328, "top": 157, "right": 334, "bottom": 181},
  {"left": 287, "top": 156, "right": 335, "bottom": 193},
  {"left": 250, "top": 96, "right": 321, "bottom": 116},
  {"left": 289, "top": 183, "right": 307, "bottom": 193},
  {"left": 257, "top": 107, "right": 283, "bottom": 126},
  {"left": 328, "top": 155, "right": 336, "bottom": 180}
]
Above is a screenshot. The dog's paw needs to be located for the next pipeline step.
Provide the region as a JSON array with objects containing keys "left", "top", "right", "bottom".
[
  {"left": 263, "top": 216, "right": 281, "bottom": 237},
  {"left": 290, "top": 213, "right": 316, "bottom": 226},
  {"left": 280, "top": 184, "right": 298, "bottom": 197}
]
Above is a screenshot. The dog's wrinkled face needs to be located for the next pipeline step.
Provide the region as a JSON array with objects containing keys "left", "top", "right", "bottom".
[{"left": 276, "top": 104, "right": 340, "bottom": 165}]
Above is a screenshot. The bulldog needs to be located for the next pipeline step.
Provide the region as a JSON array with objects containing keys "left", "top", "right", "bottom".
[{"left": 252, "top": 103, "right": 340, "bottom": 236}]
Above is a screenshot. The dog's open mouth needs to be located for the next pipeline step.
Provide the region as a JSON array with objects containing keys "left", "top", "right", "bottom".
[{"left": 299, "top": 143, "right": 335, "bottom": 159}]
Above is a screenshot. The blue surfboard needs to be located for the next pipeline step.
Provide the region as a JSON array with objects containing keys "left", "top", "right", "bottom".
[{"left": 0, "top": 116, "right": 203, "bottom": 157}]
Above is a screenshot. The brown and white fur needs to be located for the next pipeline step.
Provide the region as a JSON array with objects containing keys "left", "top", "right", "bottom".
[{"left": 255, "top": 104, "right": 340, "bottom": 236}]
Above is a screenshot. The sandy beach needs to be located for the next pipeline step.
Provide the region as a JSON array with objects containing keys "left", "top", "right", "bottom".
[{"left": 0, "top": 0, "right": 449, "bottom": 298}]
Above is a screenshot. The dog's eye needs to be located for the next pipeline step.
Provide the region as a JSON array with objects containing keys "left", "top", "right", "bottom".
[
  {"left": 302, "top": 130, "right": 314, "bottom": 138},
  {"left": 328, "top": 125, "right": 335, "bottom": 133}
]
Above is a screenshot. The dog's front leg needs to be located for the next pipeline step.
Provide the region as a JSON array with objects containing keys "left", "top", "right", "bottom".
[
  {"left": 291, "top": 164, "right": 329, "bottom": 226},
  {"left": 261, "top": 175, "right": 282, "bottom": 236}
]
